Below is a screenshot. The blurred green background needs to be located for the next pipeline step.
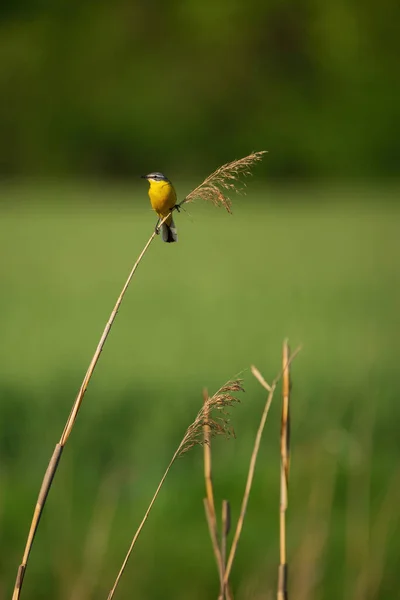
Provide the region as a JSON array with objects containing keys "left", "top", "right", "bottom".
[
  {"left": 1, "top": 1, "right": 400, "bottom": 600},
  {"left": 1, "top": 0, "right": 400, "bottom": 179}
]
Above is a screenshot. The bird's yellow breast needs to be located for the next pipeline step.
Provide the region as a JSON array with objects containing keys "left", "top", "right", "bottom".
[{"left": 148, "top": 180, "right": 177, "bottom": 217}]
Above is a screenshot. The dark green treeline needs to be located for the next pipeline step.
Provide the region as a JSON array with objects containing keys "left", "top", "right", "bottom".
[{"left": 0, "top": 0, "right": 399, "bottom": 179}]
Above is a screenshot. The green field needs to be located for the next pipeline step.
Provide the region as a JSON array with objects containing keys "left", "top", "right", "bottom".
[{"left": 1, "top": 184, "right": 399, "bottom": 600}]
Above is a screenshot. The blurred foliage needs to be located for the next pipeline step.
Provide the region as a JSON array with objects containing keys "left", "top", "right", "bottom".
[
  {"left": 0, "top": 187, "right": 399, "bottom": 598},
  {"left": 0, "top": 0, "right": 400, "bottom": 180}
]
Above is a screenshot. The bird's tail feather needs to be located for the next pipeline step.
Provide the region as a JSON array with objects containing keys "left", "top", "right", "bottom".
[{"left": 161, "top": 218, "right": 178, "bottom": 243}]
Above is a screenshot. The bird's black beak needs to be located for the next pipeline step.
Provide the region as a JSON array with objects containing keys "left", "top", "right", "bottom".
[{"left": 140, "top": 174, "right": 148, "bottom": 179}]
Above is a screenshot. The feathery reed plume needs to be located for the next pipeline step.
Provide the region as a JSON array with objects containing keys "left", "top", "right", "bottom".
[
  {"left": 223, "top": 346, "right": 301, "bottom": 588},
  {"left": 107, "top": 379, "right": 243, "bottom": 600},
  {"left": 278, "top": 339, "right": 291, "bottom": 600},
  {"left": 11, "top": 152, "right": 264, "bottom": 600},
  {"left": 179, "top": 380, "right": 243, "bottom": 456},
  {"left": 181, "top": 151, "right": 267, "bottom": 213}
]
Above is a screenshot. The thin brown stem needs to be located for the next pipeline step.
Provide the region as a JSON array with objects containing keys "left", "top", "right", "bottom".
[
  {"left": 107, "top": 452, "right": 178, "bottom": 600},
  {"left": 60, "top": 223, "right": 164, "bottom": 445},
  {"left": 221, "top": 500, "right": 231, "bottom": 599},
  {"left": 224, "top": 347, "right": 301, "bottom": 588},
  {"left": 203, "top": 389, "right": 217, "bottom": 521},
  {"left": 12, "top": 215, "right": 171, "bottom": 600},
  {"left": 223, "top": 377, "right": 276, "bottom": 586},
  {"left": 204, "top": 500, "right": 224, "bottom": 598},
  {"left": 107, "top": 380, "right": 243, "bottom": 599},
  {"left": 203, "top": 390, "right": 224, "bottom": 586},
  {"left": 12, "top": 444, "right": 63, "bottom": 600},
  {"left": 278, "top": 340, "right": 291, "bottom": 600}
]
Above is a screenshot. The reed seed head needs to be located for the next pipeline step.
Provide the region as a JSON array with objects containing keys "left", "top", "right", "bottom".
[
  {"left": 183, "top": 151, "right": 266, "bottom": 213},
  {"left": 178, "top": 379, "right": 244, "bottom": 456}
]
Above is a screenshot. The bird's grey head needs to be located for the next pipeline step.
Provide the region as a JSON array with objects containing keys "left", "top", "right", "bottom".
[{"left": 141, "top": 172, "right": 169, "bottom": 182}]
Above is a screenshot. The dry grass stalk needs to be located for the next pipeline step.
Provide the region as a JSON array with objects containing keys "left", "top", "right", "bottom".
[
  {"left": 107, "top": 379, "right": 243, "bottom": 600},
  {"left": 223, "top": 346, "right": 301, "bottom": 588},
  {"left": 203, "top": 390, "right": 224, "bottom": 585},
  {"left": 11, "top": 153, "right": 264, "bottom": 600},
  {"left": 203, "top": 390, "right": 216, "bottom": 515},
  {"left": 203, "top": 389, "right": 234, "bottom": 600},
  {"left": 221, "top": 500, "right": 231, "bottom": 599},
  {"left": 222, "top": 368, "right": 277, "bottom": 587},
  {"left": 181, "top": 151, "right": 267, "bottom": 213},
  {"left": 11, "top": 225, "right": 164, "bottom": 600},
  {"left": 278, "top": 340, "right": 291, "bottom": 600}
]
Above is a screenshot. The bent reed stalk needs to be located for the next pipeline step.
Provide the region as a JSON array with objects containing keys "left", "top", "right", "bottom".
[
  {"left": 12, "top": 223, "right": 162, "bottom": 600},
  {"left": 12, "top": 151, "right": 266, "bottom": 600},
  {"left": 106, "top": 379, "right": 244, "bottom": 600}
]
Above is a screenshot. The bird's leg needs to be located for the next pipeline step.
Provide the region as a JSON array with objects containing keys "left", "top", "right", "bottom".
[{"left": 154, "top": 217, "right": 161, "bottom": 235}]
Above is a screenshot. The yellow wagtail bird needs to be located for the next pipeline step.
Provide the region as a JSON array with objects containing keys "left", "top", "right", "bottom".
[{"left": 141, "top": 172, "right": 179, "bottom": 243}]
